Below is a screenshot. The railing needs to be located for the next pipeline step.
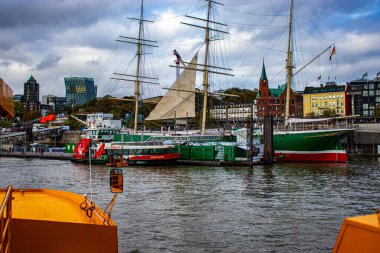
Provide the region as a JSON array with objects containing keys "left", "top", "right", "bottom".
[{"left": 0, "top": 185, "right": 12, "bottom": 253}]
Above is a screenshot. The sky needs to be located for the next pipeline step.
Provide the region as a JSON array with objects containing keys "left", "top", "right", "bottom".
[{"left": 1, "top": 0, "right": 379, "bottom": 99}]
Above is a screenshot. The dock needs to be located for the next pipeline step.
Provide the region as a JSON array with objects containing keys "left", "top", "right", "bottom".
[{"left": 0, "top": 151, "right": 72, "bottom": 160}]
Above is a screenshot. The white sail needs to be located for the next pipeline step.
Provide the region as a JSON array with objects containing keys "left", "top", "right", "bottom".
[{"left": 146, "top": 52, "right": 198, "bottom": 121}]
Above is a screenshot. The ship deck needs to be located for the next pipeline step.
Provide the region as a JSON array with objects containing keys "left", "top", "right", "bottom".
[{"left": 0, "top": 188, "right": 115, "bottom": 226}]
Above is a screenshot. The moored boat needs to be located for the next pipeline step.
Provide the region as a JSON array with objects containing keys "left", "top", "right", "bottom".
[
  {"left": 273, "top": 128, "right": 351, "bottom": 163},
  {"left": 105, "top": 141, "right": 180, "bottom": 165}
]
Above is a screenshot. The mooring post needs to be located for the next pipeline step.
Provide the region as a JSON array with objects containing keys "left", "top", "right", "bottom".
[{"left": 263, "top": 115, "right": 274, "bottom": 164}]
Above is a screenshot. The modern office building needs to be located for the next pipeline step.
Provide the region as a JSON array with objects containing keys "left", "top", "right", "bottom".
[
  {"left": 347, "top": 73, "right": 380, "bottom": 117},
  {"left": 24, "top": 75, "right": 40, "bottom": 111},
  {"left": 42, "top": 95, "right": 67, "bottom": 114},
  {"left": 13, "top": 94, "right": 24, "bottom": 102},
  {"left": 303, "top": 82, "right": 349, "bottom": 117},
  {"left": 256, "top": 62, "right": 303, "bottom": 120},
  {"left": 64, "top": 77, "right": 97, "bottom": 106}
]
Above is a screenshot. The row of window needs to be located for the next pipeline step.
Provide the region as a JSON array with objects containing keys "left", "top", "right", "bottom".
[
  {"left": 311, "top": 94, "right": 344, "bottom": 100},
  {"left": 354, "top": 83, "right": 380, "bottom": 90},
  {"left": 311, "top": 102, "right": 344, "bottom": 107},
  {"left": 363, "top": 91, "right": 380, "bottom": 96},
  {"left": 309, "top": 109, "right": 345, "bottom": 115}
]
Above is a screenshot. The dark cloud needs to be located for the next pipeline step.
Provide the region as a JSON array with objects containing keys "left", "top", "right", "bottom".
[
  {"left": 0, "top": 0, "right": 114, "bottom": 29},
  {"left": 0, "top": 0, "right": 379, "bottom": 97},
  {"left": 35, "top": 54, "right": 62, "bottom": 70}
]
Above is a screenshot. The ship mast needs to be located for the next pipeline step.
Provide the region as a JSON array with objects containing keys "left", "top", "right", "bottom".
[
  {"left": 111, "top": 0, "right": 159, "bottom": 134},
  {"left": 181, "top": 0, "right": 233, "bottom": 134},
  {"left": 133, "top": 0, "right": 144, "bottom": 135},
  {"left": 201, "top": 0, "right": 212, "bottom": 134},
  {"left": 284, "top": 0, "right": 294, "bottom": 128}
]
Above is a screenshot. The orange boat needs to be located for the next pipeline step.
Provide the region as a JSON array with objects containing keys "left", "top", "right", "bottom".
[
  {"left": 0, "top": 169, "right": 123, "bottom": 253},
  {"left": 333, "top": 209, "right": 380, "bottom": 253}
]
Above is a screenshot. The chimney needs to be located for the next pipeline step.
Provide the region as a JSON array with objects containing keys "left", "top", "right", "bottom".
[{"left": 320, "top": 83, "right": 323, "bottom": 88}]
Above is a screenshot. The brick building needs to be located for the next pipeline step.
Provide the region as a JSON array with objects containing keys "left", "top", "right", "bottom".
[{"left": 256, "top": 62, "right": 303, "bottom": 120}]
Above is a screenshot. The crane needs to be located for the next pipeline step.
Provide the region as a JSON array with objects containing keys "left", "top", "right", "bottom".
[{"left": 173, "top": 49, "right": 186, "bottom": 78}]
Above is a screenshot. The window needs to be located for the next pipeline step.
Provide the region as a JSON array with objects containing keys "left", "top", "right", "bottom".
[
  {"left": 363, "top": 111, "right": 368, "bottom": 116},
  {"left": 376, "top": 97, "right": 380, "bottom": 102},
  {"left": 369, "top": 90, "right": 375, "bottom": 96},
  {"left": 369, "top": 83, "right": 374, "bottom": 89},
  {"left": 333, "top": 95, "right": 336, "bottom": 99},
  {"left": 363, "top": 91, "right": 368, "bottom": 97},
  {"left": 329, "top": 96, "right": 332, "bottom": 99},
  {"left": 363, "top": 104, "right": 368, "bottom": 109},
  {"left": 376, "top": 90, "right": 380, "bottom": 95}
]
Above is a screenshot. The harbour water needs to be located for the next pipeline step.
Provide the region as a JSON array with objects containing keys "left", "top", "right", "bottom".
[{"left": 1, "top": 157, "right": 379, "bottom": 252}]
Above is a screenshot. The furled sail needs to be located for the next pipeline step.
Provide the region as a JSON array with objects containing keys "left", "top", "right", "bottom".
[{"left": 146, "top": 52, "right": 198, "bottom": 121}]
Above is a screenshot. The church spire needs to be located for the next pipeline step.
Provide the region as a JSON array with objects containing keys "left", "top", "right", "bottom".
[{"left": 260, "top": 60, "right": 267, "bottom": 81}]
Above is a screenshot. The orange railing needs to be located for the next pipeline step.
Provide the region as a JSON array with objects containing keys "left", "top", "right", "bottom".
[{"left": 0, "top": 185, "right": 12, "bottom": 253}]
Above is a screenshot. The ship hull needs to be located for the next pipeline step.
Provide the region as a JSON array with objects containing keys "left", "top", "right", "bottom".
[{"left": 273, "top": 129, "right": 350, "bottom": 162}]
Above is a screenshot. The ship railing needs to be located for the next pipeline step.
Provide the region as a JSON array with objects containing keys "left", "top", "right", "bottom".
[
  {"left": 274, "top": 123, "right": 355, "bottom": 132},
  {"left": 0, "top": 185, "right": 12, "bottom": 253}
]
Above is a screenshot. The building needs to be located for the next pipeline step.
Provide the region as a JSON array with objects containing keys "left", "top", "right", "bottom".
[
  {"left": 210, "top": 103, "right": 256, "bottom": 128},
  {"left": 0, "top": 78, "right": 14, "bottom": 118},
  {"left": 256, "top": 62, "right": 303, "bottom": 120},
  {"left": 42, "top": 95, "right": 67, "bottom": 114},
  {"left": 40, "top": 104, "right": 53, "bottom": 116},
  {"left": 24, "top": 75, "right": 40, "bottom": 111},
  {"left": 13, "top": 94, "right": 24, "bottom": 102},
  {"left": 347, "top": 73, "right": 380, "bottom": 117},
  {"left": 65, "top": 77, "right": 97, "bottom": 106},
  {"left": 303, "top": 82, "right": 348, "bottom": 117}
]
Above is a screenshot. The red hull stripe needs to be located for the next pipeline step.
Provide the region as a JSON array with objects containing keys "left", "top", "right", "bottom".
[
  {"left": 129, "top": 153, "right": 181, "bottom": 161},
  {"left": 275, "top": 152, "right": 347, "bottom": 162}
]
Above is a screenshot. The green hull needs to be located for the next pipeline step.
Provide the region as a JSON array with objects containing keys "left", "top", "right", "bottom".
[{"left": 273, "top": 129, "right": 348, "bottom": 152}]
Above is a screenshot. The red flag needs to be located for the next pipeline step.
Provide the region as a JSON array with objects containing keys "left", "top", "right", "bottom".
[{"left": 329, "top": 46, "right": 336, "bottom": 61}]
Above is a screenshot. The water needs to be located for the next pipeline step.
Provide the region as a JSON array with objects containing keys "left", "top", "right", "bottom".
[{"left": 1, "top": 157, "right": 379, "bottom": 252}]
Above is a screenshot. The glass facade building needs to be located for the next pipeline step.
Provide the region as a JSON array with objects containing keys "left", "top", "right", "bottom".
[
  {"left": 348, "top": 76, "right": 380, "bottom": 117},
  {"left": 64, "top": 77, "right": 97, "bottom": 106}
]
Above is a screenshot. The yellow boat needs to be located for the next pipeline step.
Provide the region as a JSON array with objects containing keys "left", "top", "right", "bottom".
[
  {"left": 333, "top": 209, "right": 380, "bottom": 253},
  {"left": 0, "top": 169, "right": 124, "bottom": 253}
]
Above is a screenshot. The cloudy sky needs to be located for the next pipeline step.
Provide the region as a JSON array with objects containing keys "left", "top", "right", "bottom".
[{"left": 1, "top": 0, "right": 379, "bottom": 99}]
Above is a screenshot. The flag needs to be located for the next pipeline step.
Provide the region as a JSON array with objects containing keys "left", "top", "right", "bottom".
[
  {"left": 377, "top": 71, "right": 380, "bottom": 77},
  {"left": 329, "top": 46, "right": 336, "bottom": 61},
  {"left": 317, "top": 75, "right": 321, "bottom": 80},
  {"left": 362, "top": 72, "right": 368, "bottom": 79}
]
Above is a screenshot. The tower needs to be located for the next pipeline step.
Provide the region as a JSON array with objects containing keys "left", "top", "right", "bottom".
[{"left": 24, "top": 75, "right": 40, "bottom": 111}]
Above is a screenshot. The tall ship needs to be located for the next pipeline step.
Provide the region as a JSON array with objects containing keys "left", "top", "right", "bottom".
[{"left": 264, "top": 0, "right": 353, "bottom": 162}]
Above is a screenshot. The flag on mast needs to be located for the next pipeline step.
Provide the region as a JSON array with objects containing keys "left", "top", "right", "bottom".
[
  {"left": 317, "top": 75, "right": 321, "bottom": 80},
  {"left": 329, "top": 46, "right": 336, "bottom": 61},
  {"left": 362, "top": 72, "right": 368, "bottom": 79}
]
